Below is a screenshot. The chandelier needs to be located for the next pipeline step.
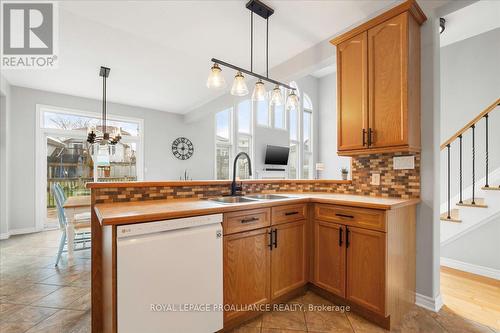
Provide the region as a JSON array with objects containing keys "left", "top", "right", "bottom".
[
  {"left": 207, "top": 0, "right": 299, "bottom": 109},
  {"left": 87, "top": 66, "right": 122, "bottom": 147}
]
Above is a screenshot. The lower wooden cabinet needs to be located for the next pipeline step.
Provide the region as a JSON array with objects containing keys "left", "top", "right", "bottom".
[
  {"left": 313, "top": 221, "right": 346, "bottom": 297},
  {"left": 271, "top": 220, "right": 307, "bottom": 300},
  {"left": 223, "top": 227, "right": 271, "bottom": 323},
  {"left": 346, "top": 226, "right": 386, "bottom": 315},
  {"left": 223, "top": 214, "right": 307, "bottom": 325}
]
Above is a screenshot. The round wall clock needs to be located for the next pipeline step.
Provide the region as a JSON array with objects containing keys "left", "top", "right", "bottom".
[{"left": 171, "top": 137, "right": 194, "bottom": 160}]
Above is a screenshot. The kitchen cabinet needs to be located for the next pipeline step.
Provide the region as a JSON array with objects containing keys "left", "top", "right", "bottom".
[
  {"left": 331, "top": 2, "right": 425, "bottom": 156},
  {"left": 346, "top": 226, "right": 386, "bottom": 315},
  {"left": 270, "top": 220, "right": 307, "bottom": 300},
  {"left": 337, "top": 32, "right": 368, "bottom": 151},
  {"left": 223, "top": 227, "right": 271, "bottom": 323},
  {"left": 313, "top": 221, "right": 345, "bottom": 297},
  {"left": 313, "top": 202, "right": 416, "bottom": 329}
]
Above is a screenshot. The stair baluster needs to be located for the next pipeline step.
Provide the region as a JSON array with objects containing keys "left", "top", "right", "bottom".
[
  {"left": 484, "top": 114, "right": 489, "bottom": 188},
  {"left": 447, "top": 144, "right": 451, "bottom": 219},
  {"left": 471, "top": 124, "right": 476, "bottom": 205},
  {"left": 459, "top": 135, "right": 463, "bottom": 204}
]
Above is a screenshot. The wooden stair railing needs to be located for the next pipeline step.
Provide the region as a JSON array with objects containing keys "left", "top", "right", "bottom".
[{"left": 440, "top": 97, "right": 500, "bottom": 222}]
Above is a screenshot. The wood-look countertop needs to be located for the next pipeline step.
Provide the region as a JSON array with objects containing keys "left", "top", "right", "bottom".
[{"left": 94, "top": 193, "right": 420, "bottom": 226}]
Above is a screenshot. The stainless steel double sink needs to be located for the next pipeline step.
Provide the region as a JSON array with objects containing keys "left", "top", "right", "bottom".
[{"left": 210, "top": 194, "right": 292, "bottom": 204}]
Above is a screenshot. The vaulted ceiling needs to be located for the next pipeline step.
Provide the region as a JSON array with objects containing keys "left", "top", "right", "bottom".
[{"left": 2, "top": 0, "right": 411, "bottom": 113}]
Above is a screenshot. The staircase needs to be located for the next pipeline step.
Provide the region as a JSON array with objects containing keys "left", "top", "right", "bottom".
[{"left": 440, "top": 97, "right": 500, "bottom": 226}]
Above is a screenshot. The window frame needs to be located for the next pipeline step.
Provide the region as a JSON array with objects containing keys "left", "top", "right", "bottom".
[
  {"left": 35, "top": 104, "right": 144, "bottom": 232},
  {"left": 214, "top": 107, "right": 234, "bottom": 180},
  {"left": 255, "top": 99, "right": 271, "bottom": 128}
]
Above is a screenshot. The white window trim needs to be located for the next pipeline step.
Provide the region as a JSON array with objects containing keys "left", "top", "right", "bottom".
[
  {"left": 235, "top": 101, "right": 254, "bottom": 178},
  {"left": 35, "top": 104, "right": 144, "bottom": 231},
  {"left": 302, "top": 107, "right": 313, "bottom": 179},
  {"left": 214, "top": 107, "right": 233, "bottom": 180},
  {"left": 255, "top": 99, "right": 271, "bottom": 128}
]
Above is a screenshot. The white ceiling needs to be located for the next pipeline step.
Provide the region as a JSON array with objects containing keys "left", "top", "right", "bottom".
[
  {"left": 2, "top": 0, "right": 408, "bottom": 114},
  {"left": 440, "top": 0, "right": 500, "bottom": 47}
]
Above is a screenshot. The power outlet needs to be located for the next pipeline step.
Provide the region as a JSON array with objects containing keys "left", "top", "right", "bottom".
[
  {"left": 371, "top": 173, "right": 380, "bottom": 186},
  {"left": 393, "top": 155, "right": 415, "bottom": 170}
]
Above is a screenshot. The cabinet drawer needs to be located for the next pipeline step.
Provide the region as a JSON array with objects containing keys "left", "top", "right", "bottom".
[
  {"left": 223, "top": 208, "right": 271, "bottom": 235},
  {"left": 314, "top": 204, "right": 385, "bottom": 232},
  {"left": 272, "top": 204, "right": 307, "bottom": 225}
]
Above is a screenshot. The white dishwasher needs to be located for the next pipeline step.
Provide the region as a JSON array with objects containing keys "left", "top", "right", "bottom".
[{"left": 116, "top": 214, "right": 223, "bottom": 333}]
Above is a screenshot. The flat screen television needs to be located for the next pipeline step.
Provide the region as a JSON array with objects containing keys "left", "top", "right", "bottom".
[{"left": 264, "top": 145, "right": 290, "bottom": 165}]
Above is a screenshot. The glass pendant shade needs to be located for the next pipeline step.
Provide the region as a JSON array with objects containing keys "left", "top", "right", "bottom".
[
  {"left": 206, "top": 63, "right": 226, "bottom": 89},
  {"left": 286, "top": 90, "right": 300, "bottom": 110},
  {"left": 270, "top": 85, "right": 283, "bottom": 106},
  {"left": 230, "top": 72, "right": 248, "bottom": 96},
  {"left": 252, "top": 80, "right": 267, "bottom": 101}
]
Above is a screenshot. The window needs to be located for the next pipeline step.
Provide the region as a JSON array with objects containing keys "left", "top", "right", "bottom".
[
  {"left": 271, "top": 87, "right": 286, "bottom": 129},
  {"left": 38, "top": 105, "right": 143, "bottom": 229},
  {"left": 302, "top": 109, "right": 313, "bottom": 179},
  {"left": 238, "top": 100, "right": 251, "bottom": 134},
  {"left": 236, "top": 100, "right": 253, "bottom": 179},
  {"left": 215, "top": 108, "right": 232, "bottom": 180},
  {"left": 288, "top": 106, "right": 299, "bottom": 179},
  {"left": 215, "top": 102, "right": 253, "bottom": 180},
  {"left": 302, "top": 94, "right": 313, "bottom": 179},
  {"left": 256, "top": 99, "right": 269, "bottom": 126}
]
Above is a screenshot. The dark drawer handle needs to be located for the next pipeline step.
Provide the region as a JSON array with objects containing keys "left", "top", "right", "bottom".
[
  {"left": 241, "top": 217, "right": 259, "bottom": 224},
  {"left": 339, "top": 227, "right": 343, "bottom": 247},
  {"left": 268, "top": 230, "right": 273, "bottom": 250},
  {"left": 273, "top": 228, "right": 278, "bottom": 248},
  {"left": 335, "top": 213, "right": 354, "bottom": 219},
  {"left": 346, "top": 226, "right": 350, "bottom": 248},
  {"left": 285, "top": 211, "right": 299, "bottom": 216}
]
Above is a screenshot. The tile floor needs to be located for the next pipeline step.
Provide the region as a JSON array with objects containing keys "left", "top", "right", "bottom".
[{"left": 1, "top": 230, "right": 498, "bottom": 333}]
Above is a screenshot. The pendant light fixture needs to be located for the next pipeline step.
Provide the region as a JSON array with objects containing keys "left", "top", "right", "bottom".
[
  {"left": 207, "top": 63, "right": 226, "bottom": 89},
  {"left": 208, "top": 0, "right": 297, "bottom": 101},
  {"left": 252, "top": 79, "right": 266, "bottom": 101},
  {"left": 87, "top": 66, "right": 122, "bottom": 150},
  {"left": 286, "top": 89, "right": 299, "bottom": 110},
  {"left": 230, "top": 71, "right": 249, "bottom": 96},
  {"left": 270, "top": 85, "right": 283, "bottom": 106}
]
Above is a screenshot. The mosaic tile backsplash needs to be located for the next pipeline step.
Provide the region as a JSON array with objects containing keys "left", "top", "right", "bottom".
[{"left": 92, "top": 152, "right": 420, "bottom": 204}]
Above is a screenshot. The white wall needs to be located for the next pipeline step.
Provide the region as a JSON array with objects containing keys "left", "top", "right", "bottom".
[
  {"left": 318, "top": 72, "right": 351, "bottom": 179},
  {"left": 0, "top": 76, "right": 11, "bottom": 238},
  {"left": 416, "top": 13, "right": 442, "bottom": 308},
  {"left": 439, "top": 28, "right": 500, "bottom": 203},
  {"left": 6, "top": 86, "right": 213, "bottom": 233},
  {"left": 441, "top": 216, "right": 500, "bottom": 271}
]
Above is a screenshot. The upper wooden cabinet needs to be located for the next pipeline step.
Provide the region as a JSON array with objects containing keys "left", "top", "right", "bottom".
[
  {"left": 332, "top": 1, "right": 425, "bottom": 155},
  {"left": 337, "top": 32, "right": 368, "bottom": 151}
]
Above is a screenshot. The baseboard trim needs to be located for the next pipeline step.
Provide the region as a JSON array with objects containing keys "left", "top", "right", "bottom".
[
  {"left": 8, "top": 227, "right": 39, "bottom": 236},
  {"left": 0, "top": 232, "right": 10, "bottom": 240},
  {"left": 441, "top": 257, "right": 500, "bottom": 280},
  {"left": 415, "top": 293, "right": 443, "bottom": 312}
]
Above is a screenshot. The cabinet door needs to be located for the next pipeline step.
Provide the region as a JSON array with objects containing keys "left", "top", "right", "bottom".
[
  {"left": 368, "top": 13, "right": 408, "bottom": 148},
  {"left": 337, "top": 31, "right": 368, "bottom": 151},
  {"left": 224, "top": 228, "right": 271, "bottom": 323},
  {"left": 314, "top": 221, "right": 346, "bottom": 297},
  {"left": 271, "top": 220, "right": 307, "bottom": 300},
  {"left": 346, "top": 226, "right": 386, "bottom": 315}
]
